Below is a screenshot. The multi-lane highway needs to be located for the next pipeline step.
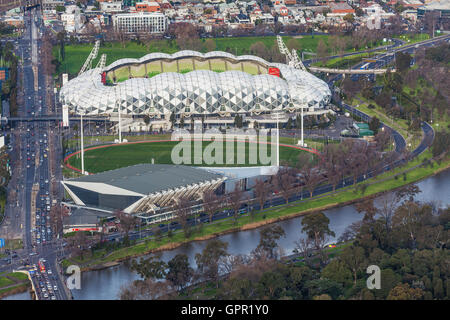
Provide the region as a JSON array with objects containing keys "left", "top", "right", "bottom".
[
  {"left": 0, "top": 8, "right": 446, "bottom": 300},
  {"left": 0, "top": 7, "right": 68, "bottom": 300}
]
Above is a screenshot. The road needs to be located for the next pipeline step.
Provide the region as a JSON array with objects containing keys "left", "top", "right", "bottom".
[
  {"left": 0, "top": 7, "right": 68, "bottom": 300},
  {"left": 0, "top": 18, "right": 445, "bottom": 299}
]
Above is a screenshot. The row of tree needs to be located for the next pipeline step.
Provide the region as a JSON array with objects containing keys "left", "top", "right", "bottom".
[{"left": 121, "top": 185, "right": 450, "bottom": 300}]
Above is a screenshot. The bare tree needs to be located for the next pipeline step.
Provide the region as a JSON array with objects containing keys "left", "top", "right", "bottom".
[
  {"left": 227, "top": 183, "right": 246, "bottom": 225},
  {"left": 49, "top": 205, "right": 69, "bottom": 237},
  {"left": 272, "top": 168, "right": 296, "bottom": 204},
  {"left": 174, "top": 196, "right": 192, "bottom": 238},
  {"left": 119, "top": 278, "right": 172, "bottom": 300},
  {"left": 114, "top": 210, "right": 138, "bottom": 241},
  {"left": 202, "top": 190, "right": 221, "bottom": 223},
  {"left": 253, "top": 178, "right": 271, "bottom": 213}
]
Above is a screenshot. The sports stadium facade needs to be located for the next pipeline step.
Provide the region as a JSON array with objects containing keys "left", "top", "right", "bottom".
[
  {"left": 62, "top": 164, "right": 226, "bottom": 215},
  {"left": 59, "top": 50, "right": 332, "bottom": 124}
]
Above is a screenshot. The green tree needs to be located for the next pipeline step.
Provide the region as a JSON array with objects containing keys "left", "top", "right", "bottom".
[
  {"left": 340, "top": 246, "right": 366, "bottom": 286},
  {"left": 166, "top": 254, "right": 193, "bottom": 292},
  {"left": 369, "top": 116, "right": 380, "bottom": 135},
  {"left": 395, "top": 52, "right": 412, "bottom": 73},
  {"left": 387, "top": 283, "right": 424, "bottom": 300},
  {"left": 195, "top": 240, "right": 229, "bottom": 287},
  {"left": 301, "top": 212, "right": 335, "bottom": 249},
  {"left": 130, "top": 254, "right": 167, "bottom": 280},
  {"left": 322, "top": 259, "right": 353, "bottom": 288},
  {"left": 305, "top": 278, "right": 343, "bottom": 300},
  {"left": 254, "top": 225, "right": 286, "bottom": 259}
]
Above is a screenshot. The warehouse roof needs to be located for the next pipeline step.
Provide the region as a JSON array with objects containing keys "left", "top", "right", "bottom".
[
  {"left": 68, "top": 164, "right": 225, "bottom": 195},
  {"left": 63, "top": 208, "right": 111, "bottom": 226}
]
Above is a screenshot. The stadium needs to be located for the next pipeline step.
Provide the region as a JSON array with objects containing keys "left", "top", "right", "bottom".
[
  {"left": 59, "top": 47, "right": 332, "bottom": 128},
  {"left": 62, "top": 163, "right": 226, "bottom": 217}
]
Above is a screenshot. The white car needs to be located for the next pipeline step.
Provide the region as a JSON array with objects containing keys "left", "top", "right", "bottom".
[{"left": 47, "top": 270, "right": 52, "bottom": 275}]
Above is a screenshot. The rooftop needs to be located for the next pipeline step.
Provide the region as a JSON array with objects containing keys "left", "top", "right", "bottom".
[{"left": 69, "top": 164, "right": 225, "bottom": 195}]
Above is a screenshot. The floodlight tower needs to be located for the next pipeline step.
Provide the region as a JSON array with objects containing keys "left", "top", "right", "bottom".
[
  {"left": 80, "top": 111, "right": 85, "bottom": 175},
  {"left": 116, "top": 85, "right": 122, "bottom": 143},
  {"left": 271, "top": 111, "right": 283, "bottom": 168}
]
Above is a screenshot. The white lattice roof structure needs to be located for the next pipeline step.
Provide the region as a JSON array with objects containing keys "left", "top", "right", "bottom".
[{"left": 59, "top": 51, "right": 331, "bottom": 116}]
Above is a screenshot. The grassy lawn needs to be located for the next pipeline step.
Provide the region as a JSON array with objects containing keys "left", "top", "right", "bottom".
[
  {"left": 0, "top": 283, "right": 30, "bottom": 298},
  {"left": 396, "top": 33, "right": 430, "bottom": 44},
  {"left": 66, "top": 133, "right": 172, "bottom": 149},
  {"left": 5, "top": 272, "right": 29, "bottom": 282},
  {"left": 56, "top": 34, "right": 392, "bottom": 77},
  {"left": 314, "top": 52, "right": 383, "bottom": 69},
  {"left": 66, "top": 140, "right": 311, "bottom": 173},
  {"left": 351, "top": 96, "right": 422, "bottom": 151},
  {"left": 0, "top": 276, "right": 14, "bottom": 287}
]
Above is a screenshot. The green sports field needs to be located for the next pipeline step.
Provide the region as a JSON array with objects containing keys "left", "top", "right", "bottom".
[{"left": 66, "top": 140, "right": 312, "bottom": 173}]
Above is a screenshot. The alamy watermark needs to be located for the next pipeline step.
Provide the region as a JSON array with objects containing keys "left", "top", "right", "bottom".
[
  {"left": 366, "top": 265, "right": 381, "bottom": 290},
  {"left": 170, "top": 128, "right": 278, "bottom": 166},
  {"left": 66, "top": 265, "right": 81, "bottom": 290}
]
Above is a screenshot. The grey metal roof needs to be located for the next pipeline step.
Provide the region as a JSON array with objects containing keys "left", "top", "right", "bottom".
[
  {"left": 63, "top": 208, "right": 110, "bottom": 226},
  {"left": 69, "top": 164, "right": 225, "bottom": 195}
]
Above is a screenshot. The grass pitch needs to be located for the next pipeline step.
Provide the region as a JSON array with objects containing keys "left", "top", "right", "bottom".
[{"left": 66, "top": 140, "right": 311, "bottom": 173}]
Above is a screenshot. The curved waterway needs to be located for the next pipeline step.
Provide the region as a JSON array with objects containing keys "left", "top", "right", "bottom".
[{"left": 71, "top": 169, "right": 450, "bottom": 300}]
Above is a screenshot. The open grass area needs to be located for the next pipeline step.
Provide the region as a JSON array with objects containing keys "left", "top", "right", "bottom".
[
  {"left": 0, "top": 283, "right": 30, "bottom": 298},
  {"left": 351, "top": 96, "right": 422, "bottom": 151},
  {"left": 396, "top": 33, "right": 430, "bottom": 45},
  {"left": 314, "top": 52, "right": 383, "bottom": 69},
  {"left": 5, "top": 272, "right": 29, "bottom": 282},
  {"left": 0, "top": 276, "right": 14, "bottom": 287},
  {"left": 55, "top": 35, "right": 354, "bottom": 77},
  {"left": 66, "top": 140, "right": 311, "bottom": 173}
]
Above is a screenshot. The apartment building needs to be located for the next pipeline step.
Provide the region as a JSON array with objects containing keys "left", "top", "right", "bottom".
[{"left": 112, "top": 11, "right": 167, "bottom": 33}]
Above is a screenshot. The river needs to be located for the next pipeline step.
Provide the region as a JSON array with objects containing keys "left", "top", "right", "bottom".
[{"left": 62, "top": 169, "right": 450, "bottom": 299}]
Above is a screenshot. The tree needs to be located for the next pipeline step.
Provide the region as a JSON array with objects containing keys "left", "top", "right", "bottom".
[
  {"left": 195, "top": 240, "right": 229, "bottom": 287},
  {"left": 119, "top": 278, "right": 172, "bottom": 300},
  {"left": 172, "top": 23, "right": 202, "bottom": 51},
  {"left": 431, "top": 131, "right": 450, "bottom": 159},
  {"left": 321, "top": 144, "right": 344, "bottom": 192},
  {"left": 49, "top": 205, "right": 69, "bottom": 237},
  {"left": 130, "top": 254, "right": 167, "bottom": 280},
  {"left": 369, "top": 116, "right": 381, "bottom": 135},
  {"left": 272, "top": 168, "right": 295, "bottom": 204},
  {"left": 114, "top": 210, "right": 137, "bottom": 243},
  {"left": 343, "top": 13, "right": 355, "bottom": 24},
  {"left": 254, "top": 225, "right": 286, "bottom": 259},
  {"left": 286, "top": 38, "right": 301, "bottom": 52},
  {"left": 202, "top": 190, "right": 222, "bottom": 223},
  {"left": 340, "top": 246, "right": 366, "bottom": 286},
  {"left": 395, "top": 52, "right": 412, "bottom": 73},
  {"left": 204, "top": 38, "right": 216, "bottom": 52},
  {"left": 227, "top": 184, "right": 245, "bottom": 225},
  {"left": 301, "top": 212, "right": 335, "bottom": 265},
  {"left": 143, "top": 114, "right": 150, "bottom": 125},
  {"left": 174, "top": 196, "right": 192, "bottom": 238},
  {"left": 249, "top": 42, "right": 269, "bottom": 60},
  {"left": 253, "top": 178, "right": 271, "bottom": 213},
  {"left": 166, "top": 254, "right": 193, "bottom": 292},
  {"left": 387, "top": 283, "right": 424, "bottom": 300},
  {"left": 392, "top": 202, "right": 433, "bottom": 249},
  {"left": 316, "top": 39, "right": 328, "bottom": 60},
  {"left": 322, "top": 259, "right": 353, "bottom": 288}
]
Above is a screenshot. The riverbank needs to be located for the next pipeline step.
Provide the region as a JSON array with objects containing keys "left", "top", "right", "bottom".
[
  {"left": 62, "top": 149, "right": 450, "bottom": 273},
  {"left": 0, "top": 272, "right": 31, "bottom": 299}
]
